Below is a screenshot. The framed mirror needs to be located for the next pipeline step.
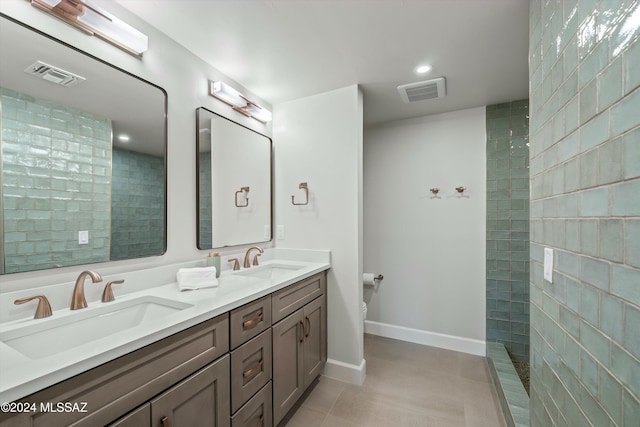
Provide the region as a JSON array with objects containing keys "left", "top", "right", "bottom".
[
  {"left": 0, "top": 14, "right": 167, "bottom": 274},
  {"left": 196, "top": 107, "right": 272, "bottom": 249}
]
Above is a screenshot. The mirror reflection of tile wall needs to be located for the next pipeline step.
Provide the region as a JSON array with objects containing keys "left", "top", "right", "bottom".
[{"left": 1, "top": 88, "right": 112, "bottom": 273}]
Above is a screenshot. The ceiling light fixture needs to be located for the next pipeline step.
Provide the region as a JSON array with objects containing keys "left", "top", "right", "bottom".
[
  {"left": 30, "top": 0, "right": 148, "bottom": 56},
  {"left": 209, "top": 81, "right": 272, "bottom": 123},
  {"left": 415, "top": 64, "right": 432, "bottom": 74},
  {"left": 118, "top": 134, "right": 130, "bottom": 142}
]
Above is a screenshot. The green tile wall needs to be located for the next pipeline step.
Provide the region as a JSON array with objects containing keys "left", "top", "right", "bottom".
[
  {"left": 110, "top": 148, "right": 165, "bottom": 260},
  {"left": 198, "top": 151, "right": 212, "bottom": 249},
  {"left": 1, "top": 88, "right": 111, "bottom": 273},
  {"left": 529, "top": 1, "right": 640, "bottom": 426},
  {"left": 486, "top": 100, "right": 531, "bottom": 362}
]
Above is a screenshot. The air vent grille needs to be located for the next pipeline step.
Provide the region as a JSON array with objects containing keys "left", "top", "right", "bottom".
[
  {"left": 24, "top": 61, "right": 86, "bottom": 87},
  {"left": 397, "top": 77, "right": 446, "bottom": 103}
]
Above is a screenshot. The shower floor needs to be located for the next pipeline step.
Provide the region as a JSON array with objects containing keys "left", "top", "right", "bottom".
[{"left": 512, "top": 359, "right": 530, "bottom": 396}]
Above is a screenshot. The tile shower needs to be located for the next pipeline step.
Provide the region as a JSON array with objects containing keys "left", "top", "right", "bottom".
[{"left": 486, "top": 99, "right": 531, "bottom": 363}]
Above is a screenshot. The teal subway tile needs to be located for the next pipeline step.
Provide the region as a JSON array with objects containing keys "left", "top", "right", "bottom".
[
  {"left": 611, "top": 343, "right": 640, "bottom": 397},
  {"left": 612, "top": 180, "right": 640, "bottom": 216},
  {"left": 580, "top": 111, "right": 610, "bottom": 151},
  {"left": 624, "top": 127, "right": 640, "bottom": 179},
  {"left": 600, "top": 293, "right": 624, "bottom": 344},
  {"left": 580, "top": 79, "right": 598, "bottom": 124},
  {"left": 623, "top": 389, "right": 640, "bottom": 427},
  {"left": 579, "top": 149, "right": 599, "bottom": 189},
  {"left": 598, "top": 365, "right": 623, "bottom": 425},
  {"left": 598, "top": 56, "right": 623, "bottom": 111},
  {"left": 623, "top": 304, "right": 640, "bottom": 360},
  {"left": 580, "top": 349, "right": 599, "bottom": 396},
  {"left": 580, "top": 284, "right": 600, "bottom": 326},
  {"left": 611, "top": 264, "right": 640, "bottom": 306},
  {"left": 624, "top": 35, "right": 640, "bottom": 93},
  {"left": 580, "top": 187, "right": 610, "bottom": 217},
  {"left": 611, "top": 87, "right": 640, "bottom": 137},
  {"left": 599, "top": 136, "right": 625, "bottom": 185},
  {"left": 581, "top": 320, "right": 612, "bottom": 365},
  {"left": 626, "top": 220, "right": 640, "bottom": 269},
  {"left": 581, "top": 256, "right": 610, "bottom": 291},
  {"left": 599, "top": 218, "right": 624, "bottom": 262},
  {"left": 580, "top": 219, "right": 599, "bottom": 257}
]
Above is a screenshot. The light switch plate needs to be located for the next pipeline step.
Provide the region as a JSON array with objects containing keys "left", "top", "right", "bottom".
[
  {"left": 544, "top": 247, "right": 553, "bottom": 283},
  {"left": 276, "top": 225, "right": 285, "bottom": 240},
  {"left": 78, "top": 230, "right": 89, "bottom": 245}
]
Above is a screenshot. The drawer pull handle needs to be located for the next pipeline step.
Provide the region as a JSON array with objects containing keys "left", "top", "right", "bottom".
[
  {"left": 254, "top": 414, "right": 265, "bottom": 427},
  {"left": 161, "top": 416, "right": 170, "bottom": 427},
  {"left": 243, "top": 359, "right": 263, "bottom": 378},
  {"left": 305, "top": 316, "right": 311, "bottom": 338},
  {"left": 299, "top": 320, "right": 305, "bottom": 342},
  {"left": 243, "top": 312, "right": 264, "bottom": 329}
]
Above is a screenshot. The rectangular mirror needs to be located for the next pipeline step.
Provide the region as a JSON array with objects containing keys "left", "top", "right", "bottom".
[
  {"left": 196, "top": 107, "right": 272, "bottom": 249},
  {"left": 0, "top": 14, "right": 167, "bottom": 274}
]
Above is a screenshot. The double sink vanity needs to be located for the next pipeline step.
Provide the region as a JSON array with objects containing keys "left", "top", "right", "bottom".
[{"left": 0, "top": 249, "right": 330, "bottom": 427}]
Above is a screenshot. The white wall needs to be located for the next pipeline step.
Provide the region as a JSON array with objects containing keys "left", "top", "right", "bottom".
[
  {"left": 363, "top": 107, "right": 486, "bottom": 355},
  {"left": 273, "top": 85, "right": 365, "bottom": 383},
  {"left": 0, "top": 0, "right": 273, "bottom": 291}
]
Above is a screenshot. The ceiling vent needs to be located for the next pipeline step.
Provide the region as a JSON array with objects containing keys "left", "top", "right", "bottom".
[
  {"left": 397, "top": 77, "right": 446, "bottom": 103},
  {"left": 23, "top": 61, "right": 86, "bottom": 87}
]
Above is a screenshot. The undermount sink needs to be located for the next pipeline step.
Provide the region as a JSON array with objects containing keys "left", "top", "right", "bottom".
[
  {"left": 235, "top": 263, "right": 304, "bottom": 280},
  {"left": 0, "top": 296, "right": 193, "bottom": 360}
]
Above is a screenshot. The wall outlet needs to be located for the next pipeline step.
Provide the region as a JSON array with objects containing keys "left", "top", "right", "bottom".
[
  {"left": 277, "top": 225, "right": 285, "bottom": 240},
  {"left": 544, "top": 247, "right": 553, "bottom": 283},
  {"left": 78, "top": 230, "right": 89, "bottom": 245}
]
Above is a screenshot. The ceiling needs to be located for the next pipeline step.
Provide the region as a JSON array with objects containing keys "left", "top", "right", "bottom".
[{"left": 115, "top": 0, "right": 530, "bottom": 126}]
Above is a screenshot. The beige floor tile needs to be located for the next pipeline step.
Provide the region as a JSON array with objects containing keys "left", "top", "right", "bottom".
[{"left": 282, "top": 334, "right": 506, "bottom": 427}]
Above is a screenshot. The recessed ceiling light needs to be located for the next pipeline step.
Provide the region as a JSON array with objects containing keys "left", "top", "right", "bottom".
[
  {"left": 415, "top": 65, "right": 432, "bottom": 74},
  {"left": 118, "top": 134, "right": 130, "bottom": 142}
]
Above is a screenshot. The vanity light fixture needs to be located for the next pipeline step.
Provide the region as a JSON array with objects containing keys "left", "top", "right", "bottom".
[
  {"left": 117, "top": 134, "right": 130, "bottom": 142},
  {"left": 30, "top": 0, "right": 149, "bottom": 56},
  {"left": 209, "top": 81, "right": 272, "bottom": 123}
]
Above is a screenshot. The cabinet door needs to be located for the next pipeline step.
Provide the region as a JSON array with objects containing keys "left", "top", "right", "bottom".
[
  {"left": 151, "top": 355, "right": 230, "bottom": 427},
  {"left": 108, "top": 404, "right": 150, "bottom": 427},
  {"left": 272, "top": 309, "right": 304, "bottom": 425},
  {"left": 302, "top": 296, "right": 327, "bottom": 389}
]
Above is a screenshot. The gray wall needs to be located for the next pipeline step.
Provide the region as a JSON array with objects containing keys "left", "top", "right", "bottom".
[{"left": 529, "top": 1, "right": 640, "bottom": 425}]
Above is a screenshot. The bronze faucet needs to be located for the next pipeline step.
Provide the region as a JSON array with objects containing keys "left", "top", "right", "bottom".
[
  {"left": 71, "top": 270, "right": 103, "bottom": 310},
  {"left": 243, "top": 246, "right": 264, "bottom": 268},
  {"left": 14, "top": 295, "right": 52, "bottom": 319}
]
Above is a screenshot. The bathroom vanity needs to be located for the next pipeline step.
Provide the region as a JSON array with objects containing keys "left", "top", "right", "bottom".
[{"left": 0, "top": 254, "right": 329, "bottom": 427}]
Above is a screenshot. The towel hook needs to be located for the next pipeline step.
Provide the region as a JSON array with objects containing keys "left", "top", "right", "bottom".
[
  {"left": 291, "top": 182, "right": 309, "bottom": 206},
  {"left": 235, "top": 186, "right": 250, "bottom": 207},
  {"left": 455, "top": 186, "right": 466, "bottom": 194},
  {"left": 430, "top": 187, "right": 440, "bottom": 195}
]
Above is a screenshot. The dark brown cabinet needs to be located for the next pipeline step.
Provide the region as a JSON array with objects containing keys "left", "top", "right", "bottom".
[
  {"left": 272, "top": 274, "right": 327, "bottom": 425},
  {"left": 1, "top": 270, "right": 327, "bottom": 427},
  {"left": 151, "top": 355, "right": 230, "bottom": 427}
]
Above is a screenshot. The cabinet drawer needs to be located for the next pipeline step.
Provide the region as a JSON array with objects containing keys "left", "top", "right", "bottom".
[
  {"left": 271, "top": 272, "right": 326, "bottom": 323},
  {"left": 230, "top": 296, "right": 271, "bottom": 349},
  {"left": 231, "top": 382, "right": 272, "bottom": 427},
  {"left": 0, "top": 314, "right": 229, "bottom": 427},
  {"left": 231, "top": 329, "right": 272, "bottom": 413}
]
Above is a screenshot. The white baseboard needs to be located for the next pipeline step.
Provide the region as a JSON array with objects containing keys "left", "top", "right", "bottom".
[
  {"left": 322, "top": 358, "right": 366, "bottom": 385},
  {"left": 364, "top": 320, "right": 486, "bottom": 356}
]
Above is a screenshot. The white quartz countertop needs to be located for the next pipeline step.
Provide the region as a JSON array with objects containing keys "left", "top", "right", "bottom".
[{"left": 0, "top": 251, "right": 330, "bottom": 403}]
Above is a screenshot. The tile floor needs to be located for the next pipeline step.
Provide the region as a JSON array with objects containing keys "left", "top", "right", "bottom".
[{"left": 281, "top": 334, "right": 507, "bottom": 427}]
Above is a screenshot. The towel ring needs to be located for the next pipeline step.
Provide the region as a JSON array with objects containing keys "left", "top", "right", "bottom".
[
  {"left": 291, "top": 182, "right": 309, "bottom": 205},
  {"left": 235, "top": 186, "right": 250, "bottom": 207}
]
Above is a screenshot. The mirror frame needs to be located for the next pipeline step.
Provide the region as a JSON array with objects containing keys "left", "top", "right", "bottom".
[
  {"left": 195, "top": 107, "right": 273, "bottom": 250},
  {"left": 0, "top": 13, "right": 168, "bottom": 274}
]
